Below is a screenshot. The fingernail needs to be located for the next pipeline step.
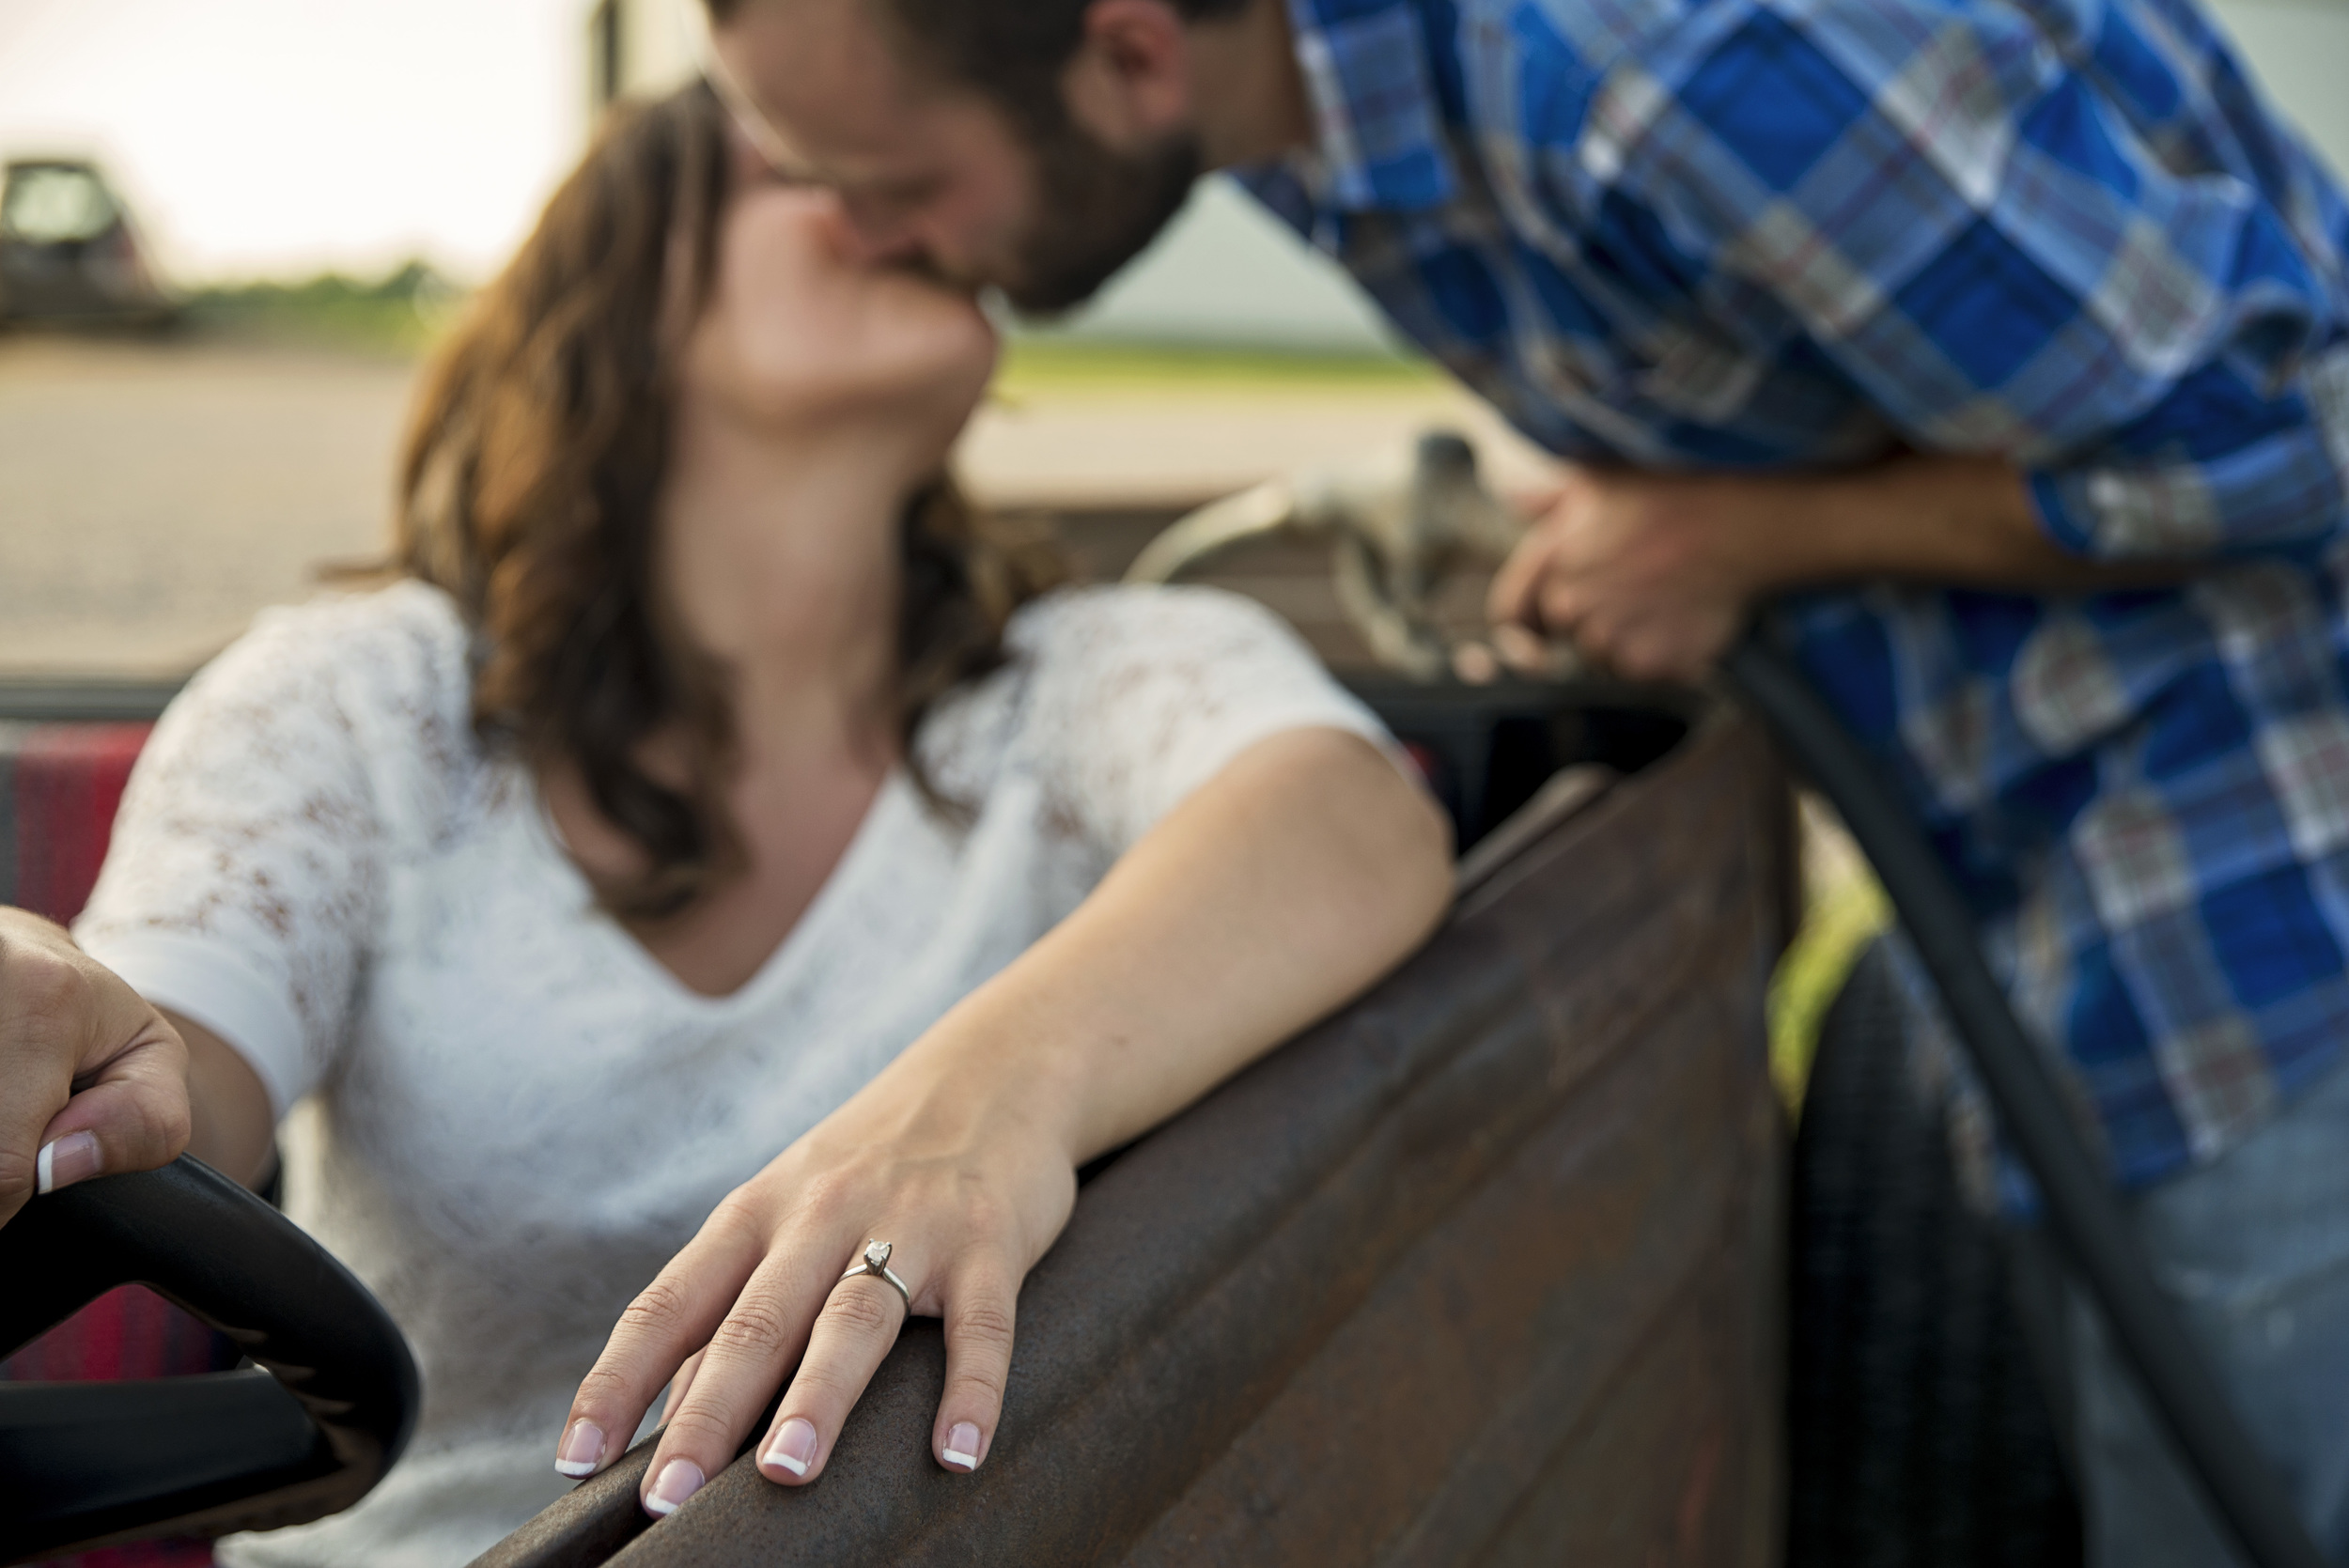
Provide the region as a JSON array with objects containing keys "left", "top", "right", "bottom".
[
  {"left": 36, "top": 1131, "right": 100, "bottom": 1195},
  {"left": 762, "top": 1417, "right": 818, "bottom": 1478},
  {"left": 941, "top": 1421, "right": 983, "bottom": 1471},
  {"left": 645, "top": 1457, "right": 703, "bottom": 1516},
  {"left": 554, "top": 1419, "right": 605, "bottom": 1479}
]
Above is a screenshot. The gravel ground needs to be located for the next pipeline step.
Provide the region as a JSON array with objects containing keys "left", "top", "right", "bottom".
[
  {"left": 0, "top": 334, "right": 1550, "bottom": 678},
  {"left": 0, "top": 335, "right": 419, "bottom": 675}
]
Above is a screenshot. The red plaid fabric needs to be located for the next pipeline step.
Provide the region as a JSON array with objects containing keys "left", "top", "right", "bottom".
[
  {"left": 3, "top": 721, "right": 225, "bottom": 1568},
  {"left": 6, "top": 722, "right": 151, "bottom": 921}
]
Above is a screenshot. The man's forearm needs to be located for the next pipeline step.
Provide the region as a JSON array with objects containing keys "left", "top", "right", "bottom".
[
  {"left": 1489, "top": 451, "right": 2201, "bottom": 682},
  {"left": 1743, "top": 454, "right": 2183, "bottom": 596}
]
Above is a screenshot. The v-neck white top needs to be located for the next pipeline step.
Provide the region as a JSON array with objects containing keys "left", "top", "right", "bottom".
[{"left": 74, "top": 578, "right": 1391, "bottom": 1568}]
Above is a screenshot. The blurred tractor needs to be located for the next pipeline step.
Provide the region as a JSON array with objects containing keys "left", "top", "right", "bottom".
[{"left": 0, "top": 159, "right": 177, "bottom": 332}]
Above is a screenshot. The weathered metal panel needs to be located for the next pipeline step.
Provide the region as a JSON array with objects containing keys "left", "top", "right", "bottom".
[{"left": 474, "top": 706, "right": 1790, "bottom": 1568}]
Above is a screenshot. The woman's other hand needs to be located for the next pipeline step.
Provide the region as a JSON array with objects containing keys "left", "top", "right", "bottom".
[
  {"left": 558, "top": 727, "right": 1453, "bottom": 1515},
  {"left": 0, "top": 908, "right": 192, "bottom": 1224}
]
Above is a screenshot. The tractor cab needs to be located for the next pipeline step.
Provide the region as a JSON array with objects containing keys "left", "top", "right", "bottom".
[{"left": 0, "top": 160, "right": 176, "bottom": 332}]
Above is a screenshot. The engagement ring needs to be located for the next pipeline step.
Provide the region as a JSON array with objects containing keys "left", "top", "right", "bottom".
[{"left": 838, "top": 1238, "right": 912, "bottom": 1313}]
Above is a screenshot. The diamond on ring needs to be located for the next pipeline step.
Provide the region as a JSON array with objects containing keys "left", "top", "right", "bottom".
[{"left": 841, "top": 1237, "right": 913, "bottom": 1313}]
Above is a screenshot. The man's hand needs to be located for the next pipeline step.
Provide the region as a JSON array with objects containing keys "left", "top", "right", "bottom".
[
  {"left": 1487, "top": 466, "right": 1775, "bottom": 684},
  {"left": 0, "top": 908, "right": 191, "bottom": 1227},
  {"left": 1487, "top": 454, "right": 2156, "bottom": 683}
]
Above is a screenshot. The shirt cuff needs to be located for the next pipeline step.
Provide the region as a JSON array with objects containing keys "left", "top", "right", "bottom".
[
  {"left": 2024, "top": 466, "right": 2233, "bottom": 560},
  {"left": 71, "top": 928, "right": 309, "bottom": 1118}
]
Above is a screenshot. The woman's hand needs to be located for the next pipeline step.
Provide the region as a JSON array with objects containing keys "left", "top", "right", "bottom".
[
  {"left": 0, "top": 908, "right": 193, "bottom": 1225},
  {"left": 558, "top": 1039, "right": 1081, "bottom": 1512}
]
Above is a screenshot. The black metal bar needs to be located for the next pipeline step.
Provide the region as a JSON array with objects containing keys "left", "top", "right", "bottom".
[
  {"left": 1723, "top": 634, "right": 2332, "bottom": 1568},
  {"left": 0, "top": 679, "right": 185, "bottom": 724},
  {"left": 0, "top": 1157, "right": 419, "bottom": 1562}
]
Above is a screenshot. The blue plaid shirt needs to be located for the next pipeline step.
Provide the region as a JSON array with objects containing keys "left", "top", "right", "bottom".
[{"left": 1238, "top": 0, "right": 2349, "bottom": 1194}]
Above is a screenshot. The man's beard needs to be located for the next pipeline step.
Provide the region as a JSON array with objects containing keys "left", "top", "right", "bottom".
[{"left": 1001, "top": 120, "right": 1202, "bottom": 317}]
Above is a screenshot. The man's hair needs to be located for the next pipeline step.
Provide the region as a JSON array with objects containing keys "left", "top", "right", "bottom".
[{"left": 707, "top": 0, "right": 1254, "bottom": 131}]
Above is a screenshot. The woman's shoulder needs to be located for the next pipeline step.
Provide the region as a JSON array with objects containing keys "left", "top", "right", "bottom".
[
  {"left": 228, "top": 576, "right": 468, "bottom": 656},
  {"left": 161, "top": 580, "right": 485, "bottom": 798},
  {"left": 922, "top": 585, "right": 1315, "bottom": 795},
  {"left": 986, "top": 583, "right": 1390, "bottom": 844},
  {"left": 190, "top": 580, "right": 472, "bottom": 712}
]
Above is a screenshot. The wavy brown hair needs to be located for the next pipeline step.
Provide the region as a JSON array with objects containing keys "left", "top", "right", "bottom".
[{"left": 397, "top": 82, "right": 1062, "bottom": 921}]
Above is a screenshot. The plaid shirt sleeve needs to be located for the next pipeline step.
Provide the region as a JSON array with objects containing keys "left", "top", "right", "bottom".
[{"left": 1556, "top": 0, "right": 2349, "bottom": 562}]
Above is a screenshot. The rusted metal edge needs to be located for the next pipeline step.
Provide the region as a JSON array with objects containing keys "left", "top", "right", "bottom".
[
  {"left": 1453, "top": 764, "right": 1613, "bottom": 894},
  {"left": 472, "top": 1447, "right": 662, "bottom": 1568}
]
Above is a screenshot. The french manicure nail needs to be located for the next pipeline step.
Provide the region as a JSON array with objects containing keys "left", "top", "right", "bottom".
[
  {"left": 762, "top": 1417, "right": 818, "bottom": 1478},
  {"left": 36, "top": 1131, "right": 100, "bottom": 1195},
  {"left": 941, "top": 1421, "right": 983, "bottom": 1471},
  {"left": 554, "top": 1419, "right": 605, "bottom": 1479},
  {"left": 645, "top": 1457, "right": 703, "bottom": 1516}
]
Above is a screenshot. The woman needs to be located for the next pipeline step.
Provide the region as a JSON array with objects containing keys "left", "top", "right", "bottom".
[{"left": 30, "top": 82, "right": 1452, "bottom": 1564}]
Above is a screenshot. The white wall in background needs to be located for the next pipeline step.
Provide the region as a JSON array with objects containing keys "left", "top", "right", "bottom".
[
  {"left": 598, "top": 0, "right": 699, "bottom": 104},
  {"left": 1017, "top": 178, "right": 1399, "bottom": 353},
  {"left": 2206, "top": 0, "right": 2349, "bottom": 183}
]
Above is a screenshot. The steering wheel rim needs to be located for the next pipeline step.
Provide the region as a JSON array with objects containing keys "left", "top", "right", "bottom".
[{"left": 0, "top": 1156, "right": 418, "bottom": 1564}]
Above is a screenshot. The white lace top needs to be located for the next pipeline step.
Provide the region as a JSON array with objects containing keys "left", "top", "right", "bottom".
[{"left": 74, "top": 579, "right": 1391, "bottom": 1568}]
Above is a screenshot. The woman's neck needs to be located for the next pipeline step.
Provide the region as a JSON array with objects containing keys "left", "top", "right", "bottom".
[
  {"left": 555, "top": 398, "right": 929, "bottom": 992},
  {"left": 657, "top": 396, "right": 925, "bottom": 764}
]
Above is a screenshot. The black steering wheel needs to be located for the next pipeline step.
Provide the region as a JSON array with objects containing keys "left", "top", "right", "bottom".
[{"left": 0, "top": 1157, "right": 418, "bottom": 1564}]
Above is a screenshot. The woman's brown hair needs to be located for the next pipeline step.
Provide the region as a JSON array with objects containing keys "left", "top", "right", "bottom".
[{"left": 396, "top": 82, "right": 1060, "bottom": 921}]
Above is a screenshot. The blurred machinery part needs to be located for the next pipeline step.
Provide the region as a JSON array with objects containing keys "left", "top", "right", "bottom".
[
  {"left": 1126, "top": 429, "right": 1530, "bottom": 680},
  {"left": 0, "top": 160, "right": 178, "bottom": 333}
]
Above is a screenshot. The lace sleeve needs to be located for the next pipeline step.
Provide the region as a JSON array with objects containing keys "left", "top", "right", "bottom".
[
  {"left": 74, "top": 585, "right": 472, "bottom": 1115},
  {"left": 1013, "top": 584, "right": 1401, "bottom": 857}
]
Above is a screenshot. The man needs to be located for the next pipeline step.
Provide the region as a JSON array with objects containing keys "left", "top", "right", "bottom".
[{"left": 698, "top": 0, "right": 2349, "bottom": 1558}]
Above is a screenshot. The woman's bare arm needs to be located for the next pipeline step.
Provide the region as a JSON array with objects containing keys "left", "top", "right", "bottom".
[
  {"left": 168, "top": 1010, "right": 276, "bottom": 1189},
  {"left": 560, "top": 726, "right": 1455, "bottom": 1514},
  {"left": 920, "top": 725, "right": 1455, "bottom": 1164}
]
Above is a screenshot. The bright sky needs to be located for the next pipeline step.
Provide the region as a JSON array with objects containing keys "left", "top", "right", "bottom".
[{"left": 0, "top": 0, "right": 589, "bottom": 285}]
